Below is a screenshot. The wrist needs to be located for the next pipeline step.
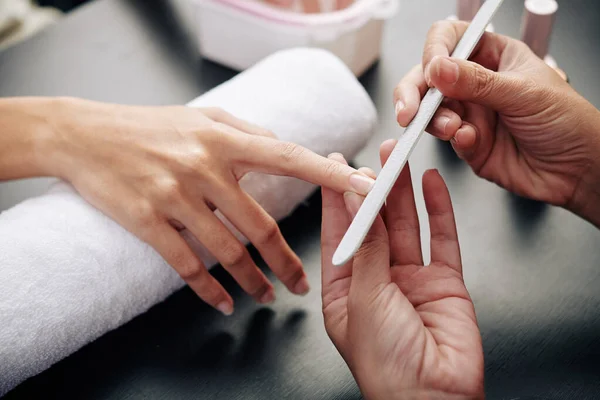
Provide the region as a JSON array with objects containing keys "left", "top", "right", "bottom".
[
  {"left": 363, "top": 388, "right": 484, "bottom": 400},
  {"left": 568, "top": 106, "right": 600, "bottom": 227},
  {"left": 0, "top": 97, "right": 67, "bottom": 180}
]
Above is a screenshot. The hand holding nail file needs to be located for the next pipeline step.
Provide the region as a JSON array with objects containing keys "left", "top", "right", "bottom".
[{"left": 332, "top": 0, "right": 505, "bottom": 266}]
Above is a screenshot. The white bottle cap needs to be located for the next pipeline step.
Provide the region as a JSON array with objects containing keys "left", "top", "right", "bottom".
[
  {"left": 457, "top": 0, "right": 484, "bottom": 21},
  {"left": 521, "top": 0, "right": 558, "bottom": 58}
]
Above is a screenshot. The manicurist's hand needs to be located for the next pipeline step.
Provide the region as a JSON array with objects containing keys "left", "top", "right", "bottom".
[
  {"left": 394, "top": 20, "right": 600, "bottom": 226},
  {"left": 37, "top": 98, "right": 374, "bottom": 315},
  {"left": 321, "top": 141, "right": 484, "bottom": 400}
]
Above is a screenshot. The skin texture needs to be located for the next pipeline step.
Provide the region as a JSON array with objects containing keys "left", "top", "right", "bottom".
[
  {"left": 393, "top": 20, "right": 600, "bottom": 227},
  {"left": 321, "top": 141, "right": 484, "bottom": 400},
  {"left": 0, "top": 97, "right": 375, "bottom": 315}
]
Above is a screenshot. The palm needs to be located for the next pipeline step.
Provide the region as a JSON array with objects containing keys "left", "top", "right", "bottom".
[
  {"left": 325, "top": 261, "right": 482, "bottom": 395},
  {"left": 321, "top": 147, "right": 484, "bottom": 399}
]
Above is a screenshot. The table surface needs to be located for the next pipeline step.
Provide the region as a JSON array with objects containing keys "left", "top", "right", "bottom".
[{"left": 2, "top": 1, "right": 600, "bottom": 399}]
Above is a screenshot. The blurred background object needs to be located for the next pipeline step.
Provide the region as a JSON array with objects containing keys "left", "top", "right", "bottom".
[
  {"left": 0, "top": 0, "right": 63, "bottom": 50},
  {"left": 194, "top": 0, "right": 399, "bottom": 76}
]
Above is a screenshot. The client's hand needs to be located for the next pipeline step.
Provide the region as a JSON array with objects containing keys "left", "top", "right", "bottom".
[
  {"left": 321, "top": 141, "right": 484, "bottom": 400},
  {"left": 394, "top": 20, "right": 600, "bottom": 226},
  {"left": 45, "top": 98, "right": 374, "bottom": 315}
]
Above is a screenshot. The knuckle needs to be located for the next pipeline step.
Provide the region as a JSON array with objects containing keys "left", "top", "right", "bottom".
[
  {"left": 322, "top": 160, "right": 344, "bottom": 181},
  {"left": 278, "top": 142, "right": 305, "bottom": 164},
  {"left": 155, "top": 177, "right": 182, "bottom": 204},
  {"left": 471, "top": 65, "right": 493, "bottom": 99},
  {"left": 135, "top": 202, "right": 160, "bottom": 234},
  {"left": 221, "top": 243, "right": 248, "bottom": 268},
  {"left": 178, "top": 257, "right": 205, "bottom": 281},
  {"left": 256, "top": 218, "right": 280, "bottom": 246},
  {"left": 354, "top": 237, "right": 386, "bottom": 261}
]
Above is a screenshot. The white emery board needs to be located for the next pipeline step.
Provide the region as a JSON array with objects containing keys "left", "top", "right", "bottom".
[{"left": 332, "top": 0, "right": 505, "bottom": 266}]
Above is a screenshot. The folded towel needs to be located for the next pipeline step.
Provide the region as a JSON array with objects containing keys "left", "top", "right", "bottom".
[{"left": 0, "top": 48, "right": 376, "bottom": 395}]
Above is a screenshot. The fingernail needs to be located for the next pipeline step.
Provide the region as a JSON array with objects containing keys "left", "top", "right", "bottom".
[
  {"left": 216, "top": 301, "right": 233, "bottom": 316},
  {"left": 451, "top": 135, "right": 459, "bottom": 145},
  {"left": 349, "top": 173, "right": 375, "bottom": 195},
  {"left": 294, "top": 277, "right": 310, "bottom": 295},
  {"left": 424, "top": 64, "right": 433, "bottom": 86},
  {"left": 394, "top": 100, "right": 405, "bottom": 116},
  {"left": 440, "top": 116, "right": 451, "bottom": 134},
  {"left": 436, "top": 57, "right": 459, "bottom": 84},
  {"left": 259, "top": 290, "right": 275, "bottom": 304},
  {"left": 343, "top": 191, "right": 364, "bottom": 217},
  {"left": 328, "top": 152, "right": 344, "bottom": 161}
]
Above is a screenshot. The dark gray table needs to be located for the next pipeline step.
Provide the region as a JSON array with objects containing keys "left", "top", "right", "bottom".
[{"left": 1, "top": 1, "right": 600, "bottom": 399}]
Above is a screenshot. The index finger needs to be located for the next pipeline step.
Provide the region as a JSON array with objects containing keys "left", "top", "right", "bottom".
[
  {"left": 422, "top": 20, "right": 509, "bottom": 78},
  {"left": 236, "top": 136, "right": 376, "bottom": 196}
]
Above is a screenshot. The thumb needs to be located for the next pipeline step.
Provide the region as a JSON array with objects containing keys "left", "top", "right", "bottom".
[{"left": 426, "top": 55, "right": 523, "bottom": 111}]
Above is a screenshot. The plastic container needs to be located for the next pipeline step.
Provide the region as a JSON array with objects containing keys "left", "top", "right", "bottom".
[{"left": 192, "top": 0, "right": 399, "bottom": 76}]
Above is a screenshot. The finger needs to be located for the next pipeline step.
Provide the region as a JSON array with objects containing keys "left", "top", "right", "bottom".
[
  {"left": 450, "top": 122, "right": 479, "bottom": 160},
  {"left": 442, "top": 98, "right": 466, "bottom": 118},
  {"left": 380, "top": 140, "right": 423, "bottom": 266},
  {"left": 235, "top": 136, "right": 376, "bottom": 195},
  {"left": 176, "top": 202, "right": 276, "bottom": 304},
  {"left": 321, "top": 153, "right": 353, "bottom": 309},
  {"left": 358, "top": 166, "right": 376, "bottom": 180},
  {"left": 210, "top": 182, "right": 310, "bottom": 296},
  {"left": 393, "top": 64, "right": 429, "bottom": 127},
  {"left": 427, "top": 56, "right": 525, "bottom": 112},
  {"left": 422, "top": 169, "right": 462, "bottom": 273},
  {"left": 144, "top": 223, "right": 234, "bottom": 315},
  {"left": 425, "top": 107, "right": 462, "bottom": 141},
  {"left": 344, "top": 192, "right": 391, "bottom": 296},
  {"left": 422, "top": 20, "right": 509, "bottom": 82},
  {"left": 303, "top": 0, "right": 321, "bottom": 12},
  {"left": 336, "top": 0, "right": 353, "bottom": 9},
  {"left": 202, "top": 107, "right": 276, "bottom": 138}
]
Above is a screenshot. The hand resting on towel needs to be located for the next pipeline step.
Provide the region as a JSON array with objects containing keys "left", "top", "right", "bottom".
[{"left": 0, "top": 96, "right": 375, "bottom": 315}]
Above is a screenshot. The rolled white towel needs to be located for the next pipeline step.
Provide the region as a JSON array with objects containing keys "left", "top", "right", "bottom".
[{"left": 0, "top": 48, "right": 377, "bottom": 395}]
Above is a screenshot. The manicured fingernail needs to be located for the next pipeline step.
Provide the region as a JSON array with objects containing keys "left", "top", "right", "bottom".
[
  {"left": 349, "top": 173, "right": 375, "bottom": 195},
  {"left": 436, "top": 57, "right": 459, "bottom": 84},
  {"left": 260, "top": 290, "right": 275, "bottom": 304},
  {"left": 439, "top": 116, "right": 451, "bottom": 134},
  {"left": 395, "top": 100, "right": 405, "bottom": 116},
  {"left": 216, "top": 301, "right": 233, "bottom": 316},
  {"left": 343, "top": 191, "right": 364, "bottom": 217},
  {"left": 294, "top": 277, "right": 310, "bottom": 295}
]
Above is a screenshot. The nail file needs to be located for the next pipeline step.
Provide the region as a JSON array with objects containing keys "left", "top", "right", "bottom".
[{"left": 332, "top": 0, "right": 505, "bottom": 266}]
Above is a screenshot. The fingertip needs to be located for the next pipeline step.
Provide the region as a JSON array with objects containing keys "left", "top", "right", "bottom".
[
  {"left": 358, "top": 167, "right": 377, "bottom": 180},
  {"left": 343, "top": 191, "right": 364, "bottom": 218},
  {"left": 379, "top": 139, "right": 397, "bottom": 165},
  {"left": 293, "top": 276, "right": 311, "bottom": 295},
  {"left": 216, "top": 300, "right": 234, "bottom": 316},
  {"left": 450, "top": 124, "right": 477, "bottom": 158},
  {"left": 328, "top": 152, "right": 347, "bottom": 164}
]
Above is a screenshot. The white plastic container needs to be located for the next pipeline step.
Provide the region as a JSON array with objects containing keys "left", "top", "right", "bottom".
[{"left": 192, "top": 0, "right": 399, "bottom": 76}]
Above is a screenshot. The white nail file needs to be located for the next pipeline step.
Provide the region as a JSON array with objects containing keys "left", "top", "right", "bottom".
[{"left": 332, "top": 0, "right": 505, "bottom": 266}]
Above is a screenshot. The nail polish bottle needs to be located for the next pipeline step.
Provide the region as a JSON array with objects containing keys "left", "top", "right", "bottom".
[
  {"left": 520, "top": 0, "right": 567, "bottom": 80},
  {"left": 447, "top": 0, "right": 494, "bottom": 32}
]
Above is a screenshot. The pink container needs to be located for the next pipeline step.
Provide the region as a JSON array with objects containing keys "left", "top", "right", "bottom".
[{"left": 192, "top": 0, "right": 399, "bottom": 76}]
